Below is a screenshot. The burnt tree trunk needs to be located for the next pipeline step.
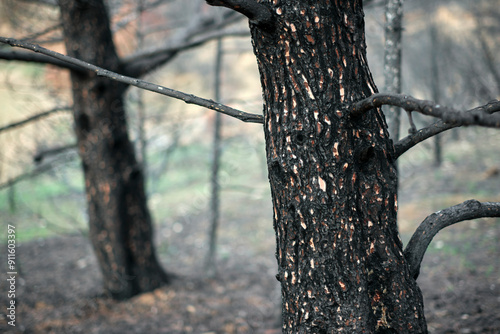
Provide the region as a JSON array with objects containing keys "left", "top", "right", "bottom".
[
  {"left": 59, "top": 0, "right": 167, "bottom": 299},
  {"left": 245, "top": 0, "right": 426, "bottom": 332}
]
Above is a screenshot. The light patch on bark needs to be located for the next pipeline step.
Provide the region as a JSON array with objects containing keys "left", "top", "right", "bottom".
[
  {"left": 333, "top": 142, "right": 339, "bottom": 159},
  {"left": 318, "top": 176, "right": 326, "bottom": 191},
  {"left": 313, "top": 109, "right": 319, "bottom": 120},
  {"left": 309, "top": 238, "right": 316, "bottom": 251},
  {"left": 303, "top": 74, "right": 315, "bottom": 99},
  {"left": 285, "top": 40, "right": 290, "bottom": 65}
]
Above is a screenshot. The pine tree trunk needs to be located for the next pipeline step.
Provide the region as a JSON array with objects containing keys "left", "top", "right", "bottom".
[
  {"left": 59, "top": 0, "right": 168, "bottom": 299},
  {"left": 248, "top": 1, "right": 428, "bottom": 332}
]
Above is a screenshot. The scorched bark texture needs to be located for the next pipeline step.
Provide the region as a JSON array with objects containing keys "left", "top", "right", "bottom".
[
  {"left": 59, "top": 0, "right": 167, "bottom": 299},
  {"left": 207, "top": 0, "right": 429, "bottom": 332}
]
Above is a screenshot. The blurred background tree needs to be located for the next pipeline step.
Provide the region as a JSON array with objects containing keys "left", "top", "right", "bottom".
[{"left": 0, "top": 0, "right": 259, "bottom": 299}]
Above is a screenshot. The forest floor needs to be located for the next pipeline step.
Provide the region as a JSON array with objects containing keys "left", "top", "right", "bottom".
[{"left": 1, "top": 144, "right": 500, "bottom": 333}]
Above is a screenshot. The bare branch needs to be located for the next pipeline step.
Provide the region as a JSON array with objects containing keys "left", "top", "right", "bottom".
[
  {"left": 0, "top": 164, "right": 55, "bottom": 191},
  {"left": 123, "top": 27, "right": 249, "bottom": 77},
  {"left": 364, "top": 0, "right": 385, "bottom": 8},
  {"left": 0, "top": 37, "right": 264, "bottom": 124},
  {"left": 404, "top": 200, "right": 500, "bottom": 280},
  {"left": 19, "top": 23, "right": 62, "bottom": 43},
  {"left": 122, "top": 9, "right": 245, "bottom": 77},
  {"left": 17, "top": 0, "right": 57, "bottom": 6},
  {"left": 206, "top": 0, "right": 274, "bottom": 28},
  {"left": 394, "top": 99, "right": 500, "bottom": 158},
  {"left": 112, "top": 0, "right": 174, "bottom": 33},
  {"left": 0, "top": 49, "right": 84, "bottom": 71},
  {"left": 0, "top": 21, "right": 247, "bottom": 76},
  {"left": 34, "top": 143, "right": 77, "bottom": 164},
  {"left": 0, "top": 106, "right": 71, "bottom": 133},
  {"left": 393, "top": 120, "right": 458, "bottom": 159},
  {"left": 351, "top": 93, "right": 500, "bottom": 128}
]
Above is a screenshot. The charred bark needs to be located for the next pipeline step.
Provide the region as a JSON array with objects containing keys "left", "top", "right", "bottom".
[
  {"left": 59, "top": 0, "right": 167, "bottom": 299},
  {"left": 208, "top": 0, "right": 428, "bottom": 332}
]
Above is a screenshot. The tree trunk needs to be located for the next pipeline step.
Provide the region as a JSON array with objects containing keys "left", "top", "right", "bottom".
[
  {"left": 205, "top": 38, "right": 224, "bottom": 275},
  {"left": 59, "top": 0, "right": 168, "bottom": 299},
  {"left": 430, "top": 24, "right": 442, "bottom": 168},
  {"left": 248, "top": 1, "right": 427, "bottom": 332},
  {"left": 383, "top": 0, "right": 404, "bottom": 142}
]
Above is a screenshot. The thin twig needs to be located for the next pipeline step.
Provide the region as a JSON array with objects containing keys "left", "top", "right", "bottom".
[{"left": 0, "top": 106, "right": 71, "bottom": 133}]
